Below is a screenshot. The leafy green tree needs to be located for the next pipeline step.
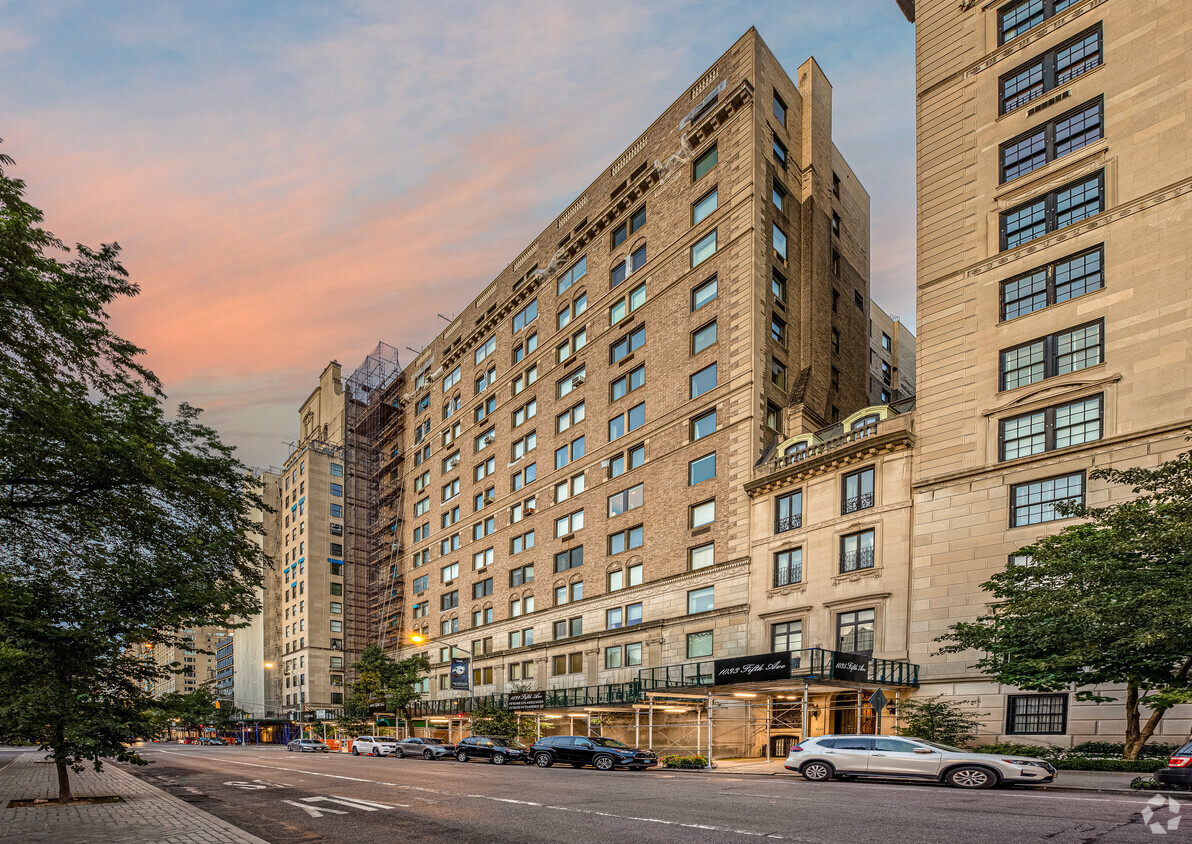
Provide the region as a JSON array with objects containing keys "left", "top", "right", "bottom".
[
  {"left": 939, "top": 449, "right": 1192, "bottom": 759},
  {"left": 347, "top": 646, "right": 430, "bottom": 728},
  {"left": 896, "top": 696, "right": 984, "bottom": 746},
  {"left": 0, "top": 147, "right": 268, "bottom": 800},
  {"left": 468, "top": 700, "right": 536, "bottom": 742}
]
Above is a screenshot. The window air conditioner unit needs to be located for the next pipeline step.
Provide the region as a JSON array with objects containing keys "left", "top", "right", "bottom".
[
  {"left": 448, "top": 458, "right": 459, "bottom": 469},
  {"left": 600, "top": 459, "right": 610, "bottom": 468},
  {"left": 483, "top": 435, "right": 495, "bottom": 446},
  {"left": 572, "top": 375, "right": 585, "bottom": 386},
  {"left": 523, "top": 506, "right": 534, "bottom": 515}
]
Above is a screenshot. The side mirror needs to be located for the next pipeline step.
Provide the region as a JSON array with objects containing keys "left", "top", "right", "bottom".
[{"left": 914, "top": 748, "right": 935, "bottom": 754}]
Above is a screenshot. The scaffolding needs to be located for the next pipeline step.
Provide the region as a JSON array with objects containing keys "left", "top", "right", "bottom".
[{"left": 344, "top": 342, "right": 406, "bottom": 678}]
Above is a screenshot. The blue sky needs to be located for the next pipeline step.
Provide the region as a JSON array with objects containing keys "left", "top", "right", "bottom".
[{"left": 0, "top": 1, "right": 916, "bottom": 467}]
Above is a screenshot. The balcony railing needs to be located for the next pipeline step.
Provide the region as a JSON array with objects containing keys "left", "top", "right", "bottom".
[
  {"left": 773, "top": 565, "right": 802, "bottom": 587},
  {"left": 637, "top": 647, "right": 919, "bottom": 690},
  {"left": 774, "top": 514, "right": 802, "bottom": 533},
  {"left": 840, "top": 546, "right": 876, "bottom": 573},
  {"left": 757, "top": 414, "right": 912, "bottom": 479},
  {"left": 842, "top": 493, "right": 874, "bottom": 514},
  {"left": 409, "top": 680, "right": 644, "bottom": 716}
]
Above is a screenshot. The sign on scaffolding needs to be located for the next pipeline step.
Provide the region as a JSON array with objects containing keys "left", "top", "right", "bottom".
[
  {"left": 713, "top": 652, "right": 792, "bottom": 685},
  {"left": 831, "top": 651, "right": 870, "bottom": 683},
  {"left": 507, "top": 691, "right": 546, "bottom": 711}
]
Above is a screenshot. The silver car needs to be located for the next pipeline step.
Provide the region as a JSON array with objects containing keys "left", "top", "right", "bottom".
[
  {"left": 785, "top": 735, "right": 1056, "bottom": 789},
  {"left": 287, "top": 738, "right": 330, "bottom": 753},
  {"left": 392, "top": 736, "right": 457, "bottom": 760}
]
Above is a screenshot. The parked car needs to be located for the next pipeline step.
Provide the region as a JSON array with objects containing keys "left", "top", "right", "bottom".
[
  {"left": 785, "top": 735, "right": 1056, "bottom": 789},
  {"left": 198, "top": 737, "right": 226, "bottom": 746},
  {"left": 393, "top": 736, "right": 456, "bottom": 760},
  {"left": 180, "top": 737, "right": 198, "bottom": 745},
  {"left": 351, "top": 735, "right": 399, "bottom": 757},
  {"left": 530, "top": 735, "right": 658, "bottom": 771},
  {"left": 455, "top": 735, "right": 531, "bottom": 765},
  {"left": 287, "top": 738, "right": 331, "bottom": 753},
  {"left": 1155, "top": 741, "right": 1192, "bottom": 786}
]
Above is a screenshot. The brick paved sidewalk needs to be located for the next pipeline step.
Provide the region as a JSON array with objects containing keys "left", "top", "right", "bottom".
[{"left": 0, "top": 751, "right": 271, "bottom": 844}]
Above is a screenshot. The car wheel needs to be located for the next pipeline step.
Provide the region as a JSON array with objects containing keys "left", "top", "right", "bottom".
[
  {"left": 946, "top": 766, "right": 998, "bottom": 789},
  {"left": 371, "top": 748, "right": 380, "bottom": 757},
  {"left": 593, "top": 755, "right": 615, "bottom": 772},
  {"left": 800, "top": 761, "right": 834, "bottom": 782},
  {"left": 287, "top": 746, "right": 294, "bottom": 752},
  {"left": 394, "top": 748, "right": 404, "bottom": 759},
  {"left": 352, "top": 747, "right": 360, "bottom": 756},
  {"left": 424, "top": 749, "right": 435, "bottom": 761},
  {"left": 535, "top": 753, "right": 553, "bottom": 768},
  {"left": 456, "top": 751, "right": 469, "bottom": 763},
  {"left": 492, "top": 752, "right": 508, "bottom": 765},
  {"left": 570, "top": 762, "right": 585, "bottom": 768}
]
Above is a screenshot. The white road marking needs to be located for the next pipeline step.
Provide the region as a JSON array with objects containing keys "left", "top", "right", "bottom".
[
  {"left": 282, "top": 799, "right": 347, "bottom": 818},
  {"left": 305, "top": 795, "right": 408, "bottom": 810}
]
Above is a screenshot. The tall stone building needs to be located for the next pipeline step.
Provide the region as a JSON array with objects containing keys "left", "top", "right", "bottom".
[
  {"left": 388, "top": 29, "right": 878, "bottom": 713},
  {"left": 869, "top": 301, "right": 916, "bottom": 405},
  {"left": 900, "top": 0, "right": 1192, "bottom": 741},
  {"left": 140, "top": 626, "right": 228, "bottom": 698}
]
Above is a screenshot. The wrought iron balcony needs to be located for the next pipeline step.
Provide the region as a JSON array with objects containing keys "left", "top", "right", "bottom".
[
  {"left": 840, "top": 546, "right": 876, "bottom": 573},
  {"left": 773, "top": 565, "right": 802, "bottom": 587},
  {"left": 774, "top": 514, "right": 802, "bottom": 533},
  {"left": 842, "top": 493, "right": 875, "bottom": 514}
]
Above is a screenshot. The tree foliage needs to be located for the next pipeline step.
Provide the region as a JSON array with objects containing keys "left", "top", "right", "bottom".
[
  {"left": 896, "top": 696, "right": 984, "bottom": 747},
  {"left": 346, "top": 646, "right": 430, "bottom": 727},
  {"left": 468, "top": 700, "right": 536, "bottom": 742},
  {"left": 0, "top": 147, "right": 268, "bottom": 799},
  {"left": 939, "top": 448, "right": 1192, "bottom": 759}
]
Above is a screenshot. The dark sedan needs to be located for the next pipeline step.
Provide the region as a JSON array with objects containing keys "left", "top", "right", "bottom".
[
  {"left": 393, "top": 736, "right": 456, "bottom": 760},
  {"left": 455, "top": 735, "right": 532, "bottom": 765},
  {"left": 530, "top": 735, "right": 658, "bottom": 771},
  {"left": 1155, "top": 741, "right": 1192, "bottom": 786}
]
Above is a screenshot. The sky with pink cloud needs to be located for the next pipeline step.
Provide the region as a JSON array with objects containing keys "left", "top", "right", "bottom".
[{"left": 0, "top": 0, "right": 915, "bottom": 468}]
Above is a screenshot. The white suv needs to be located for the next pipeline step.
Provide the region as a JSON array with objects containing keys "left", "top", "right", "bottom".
[
  {"left": 786, "top": 735, "right": 1056, "bottom": 789},
  {"left": 351, "top": 735, "right": 398, "bottom": 757}
]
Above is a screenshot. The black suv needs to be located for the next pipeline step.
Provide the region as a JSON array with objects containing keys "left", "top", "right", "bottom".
[
  {"left": 454, "top": 735, "right": 532, "bottom": 765},
  {"left": 1156, "top": 741, "right": 1192, "bottom": 786},
  {"left": 530, "top": 735, "right": 658, "bottom": 771}
]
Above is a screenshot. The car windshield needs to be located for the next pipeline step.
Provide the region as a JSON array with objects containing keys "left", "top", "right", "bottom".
[
  {"left": 591, "top": 737, "right": 629, "bottom": 748},
  {"left": 492, "top": 737, "right": 526, "bottom": 749},
  {"left": 425, "top": 738, "right": 446, "bottom": 745},
  {"left": 914, "top": 739, "right": 968, "bottom": 753}
]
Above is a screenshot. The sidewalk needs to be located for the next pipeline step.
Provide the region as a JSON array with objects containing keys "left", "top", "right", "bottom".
[
  {"left": 0, "top": 751, "right": 270, "bottom": 844},
  {"left": 677, "top": 757, "right": 1141, "bottom": 792}
]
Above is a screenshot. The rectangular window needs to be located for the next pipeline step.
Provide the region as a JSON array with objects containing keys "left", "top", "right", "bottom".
[
  {"left": 771, "top": 314, "right": 786, "bottom": 345},
  {"left": 413, "top": 574, "right": 429, "bottom": 593},
  {"left": 1000, "top": 395, "right": 1103, "bottom": 461},
  {"left": 1000, "top": 26, "right": 1101, "bottom": 113},
  {"left": 841, "top": 529, "right": 876, "bottom": 573},
  {"left": 557, "top": 366, "right": 585, "bottom": 399},
  {"left": 1001, "top": 99, "right": 1103, "bottom": 183},
  {"left": 472, "top": 578, "right": 493, "bottom": 599},
  {"left": 1001, "top": 247, "right": 1103, "bottom": 320},
  {"left": 513, "top": 298, "right": 538, "bottom": 333},
  {"left": 511, "top": 462, "right": 536, "bottom": 491},
  {"left": 608, "top": 524, "right": 643, "bottom": 555},
  {"left": 611, "top": 364, "right": 645, "bottom": 402},
  {"left": 513, "top": 332, "right": 538, "bottom": 364},
  {"left": 473, "top": 547, "right": 493, "bottom": 570},
  {"left": 329, "top": 483, "right": 343, "bottom": 497},
  {"left": 611, "top": 325, "right": 645, "bottom": 364},
  {"left": 554, "top": 509, "right": 584, "bottom": 538},
  {"left": 1011, "top": 471, "right": 1085, "bottom": 527},
  {"left": 474, "top": 335, "right": 496, "bottom": 365},
  {"left": 772, "top": 181, "right": 786, "bottom": 212},
  {"left": 443, "top": 365, "right": 461, "bottom": 392},
  {"left": 556, "top": 255, "right": 587, "bottom": 297},
  {"left": 512, "top": 365, "right": 538, "bottom": 397},
  {"left": 774, "top": 548, "right": 802, "bottom": 587},
  {"left": 688, "top": 453, "right": 716, "bottom": 485},
  {"left": 773, "top": 138, "right": 787, "bottom": 169},
  {"left": 690, "top": 499, "right": 714, "bottom": 529},
  {"left": 555, "top": 435, "right": 585, "bottom": 470},
  {"left": 608, "top": 443, "right": 645, "bottom": 479},
  {"left": 772, "top": 620, "right": 802, "bottom": 653},
  {"left": 604, "top": 645, "right": 623, "bottom": 669},
  {"left": 690, "top": 363, "right": 717, "bottom": 399},
  {"left": 842, "top": 467, "right": 875, "bottom": 514},
  {"left": 693, "top": 188, "right": 717, "bottom": 225},
  {"left": 606, "top": 607, "right": 623, "bottom": 630},
  {"left": 510, "top": 563, "right": 534, "bottom": 587},
  {"left": 441, "top": 562, "right": 460, "bottom": 583},
  {"left": 692, "top": 275, "right": 717, "bottom": 311},
  {"left": 692, "top": 321, "right": 717, "bottom": 355},
  {"left": 511, "top": 431, "right": 537, "bottom": 461},
  {"left": 607, "top": 483, "right": 644, "bottom": 518},
  {"left": 686, "top": 542, "right": 714, "bottom": 571},
  {"left": 609, "top": 282, "right": 646, "bottom": 326},
  {"left": 773, "top": 224, "right": 787, "bottom": 262},
  {"left": 513, "top": 398, "right": 537, "bottom": 428},
  {"left": 691, "top": 230, "right": 717, "bottom": 267},
  {"left": 771, "top": 358, "right": 786, "bottom": 391},
  {"left": 511, "top": 530, "right": 535, "bottom": 555},
  {"left": 555, "top": 401, "right": 584, "bottom": 434},
  {"left": 775, "top": 490, "right": 802, "bottom": 532},
  {"left": 608, "top": 402, "right": 645, "bottom": 441},
  {"left": 555, "top": 546, "right": 583, "bottom": 573},
  {"left": 554, "top": 473, "right": 585, "bottom": 504},
  {"left": 836, "top": 608, "right": 875, "bottom": 655},
  {"left": 1007, "top": 693, "right": 1069, "bottom": 734},
  {"left": 691, "top": 409, "right": 716, "bottom": 441},
  {"left": 998, "top": 0, "right": 1077, "bottom": 44},
  {"left": 773, "top": 92, "right": 786, "bottom": 125},
  {"left": 999, "top": 320, "right": 1103, "bottom": 390},
  {"left": 687, "top": 586, "right": 714, "bottom": 614},
  {"left": 772, "top": 270, "right": 786, "bottom": 303},
  {"left": 687, "top": 631, "right": 713, "bottom": 659},
  {"left": 693, "top": 144, "right": 717, "bottom": 181},
  {"left": 441, "top": 590, "right": 458, "bottom": 610},
  {"left": 625, "top": 642, "right": 643, "bottom": 666}
]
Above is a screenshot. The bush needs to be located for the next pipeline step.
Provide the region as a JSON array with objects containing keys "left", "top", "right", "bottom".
[
  {"left": 660, "top": 754, "right": 708, "bottom": 769},
  {"left": 1132, "top": 777, "right": 1192, "bottom": 792},
  {"left": 974, "top": 743, "right": 1063, "bottom": 759},
  {"left": 1071, "top": 741, "right": 1182, "bottom": 759},
  {"left": 1052, "top": 758, "right": 1165, "bottom": 773},
  {"left": 896, "top": 696, "right": 984, "bottom": 747}
]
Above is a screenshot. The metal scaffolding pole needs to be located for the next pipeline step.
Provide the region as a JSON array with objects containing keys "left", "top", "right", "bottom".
[
  {"left": 706, "top": 693, "right": 713, "bottom": 767},
  {"left": 802, "top": 683, "right": 809, "bottom": 738},
  {"left": 648, "top": 699, "right": 654, "bottom": 749},
  {"left": 635, "top": 708, "right": 640, "bottom": 748},
  {"left": 766, "top": 698, "right": 772, "bottom": 761}
]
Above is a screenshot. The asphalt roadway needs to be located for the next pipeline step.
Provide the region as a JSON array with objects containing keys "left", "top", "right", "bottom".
[{"left": 122, "top": 745, "right": 1175, "bottom": 844}]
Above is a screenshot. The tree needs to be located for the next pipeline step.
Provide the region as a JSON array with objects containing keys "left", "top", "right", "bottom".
[
  {"left": 896, "top": 696, "right": 984, "bottom": 747},
  {"left": 0, "top": 146, "right": 268, "bottom": 800},
  {"left": 347, "top": 646, "right": 430, "bottom": 729},
  {"left": 468, "top": 700, "right": 537, "bottom": 742},
  {"left": 939, "top": 448, "right": 1192, "bottom": 759}
]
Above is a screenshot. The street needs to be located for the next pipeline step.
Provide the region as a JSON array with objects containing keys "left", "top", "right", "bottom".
[{"left": 121, "top": 745, "right": 1172, "bottom": 843}]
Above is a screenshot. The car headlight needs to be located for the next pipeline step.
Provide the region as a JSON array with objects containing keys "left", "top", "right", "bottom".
[{"left": 1002, "top": 759, "right": 1048, "bottom": 769}]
